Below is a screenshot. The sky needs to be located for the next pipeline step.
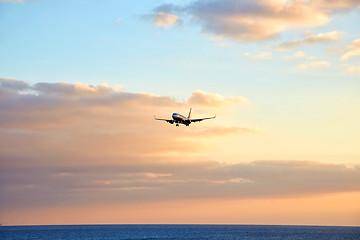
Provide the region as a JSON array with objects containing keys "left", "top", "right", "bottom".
[{"left": 0, "top": 0, "right": 360, "bottom": 226}]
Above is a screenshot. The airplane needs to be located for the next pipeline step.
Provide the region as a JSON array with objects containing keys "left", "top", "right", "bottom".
[{"left": 154, "top": 108, "right": 216, "bottom": 126}]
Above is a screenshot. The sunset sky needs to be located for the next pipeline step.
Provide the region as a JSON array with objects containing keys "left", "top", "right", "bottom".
[{"left": 1, "top": 0, "right": 360, "bottom": 226}]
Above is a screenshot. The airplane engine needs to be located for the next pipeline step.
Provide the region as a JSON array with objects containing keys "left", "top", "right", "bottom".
[{"left": 169, "top": 120, "right": 174, "bottom": 124}]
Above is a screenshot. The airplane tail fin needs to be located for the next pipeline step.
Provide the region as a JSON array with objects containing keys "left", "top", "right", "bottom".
[{"left": 188, "top": 108, "right": 192, "bottom": 119}]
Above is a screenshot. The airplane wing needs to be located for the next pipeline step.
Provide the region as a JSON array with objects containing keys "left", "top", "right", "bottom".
[
  {"left": 154, "top": 117, "right": 174, "bottom": 123},
  {"left": 190, "top": 115, "right": 216, "bottom": 123}
]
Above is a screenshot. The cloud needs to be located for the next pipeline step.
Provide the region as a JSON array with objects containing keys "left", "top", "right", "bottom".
[
  {"left": 1, "top": 79, "right": 359, "bottom": 225},
  {"left": 283, "top": 51, "right": 307, "bottom": 60},
  {"left": 146, "top": 0, "right": 359, "bottom": 42},
  {"left": 0, "top": 77, "right": 248, "bottom": 140},
  {"left": 298, "top": 61, "right": 331, "bottom": 70},
  {"left": 341, "top": 39, "right": 360, "bottom": 61},
  {"left": 0, "top": 0, "right": 31, "bottom": 2},
  {"left": 1, "top": 160, "right": 359, "bottom": 209},
  {"left": 294, "top": 51, "right": 305, "bottom": 58},
  {"left": 187, "top": 90, "right": 250, "bottom": 107},
  {"left": 0, "top": 79, "right": 260, "bottom": 210},
  {"left": 0, "top": 85, "right": 249, "bottom": 158},
  {"left": 242, "top": 52, "right": 272, "bottom": 60},
  {"left": 316, "top": 0, "right": 360, "bottom": 9},
  {"left": 274, "top": 31, "right": 342, "bottom": 50},
  {"left": 142, "top": 12, "right": 182, "bottom": 28},
  {"left": 0, "top": 77, "right": 29, "bottom": 91},
  {"left": 0, "top": 79, "right": 256, "bottom": 214},
  {"left": 186, "top": 0, "right": 329, "bottom": 41},
  {"left": 113, "top": 17, "right": 121, "bottom": 24},
  {"left": 33, "top": 82, "right": 115, "bottom": 97},
  {"left": 191, "top": 126, "right": 258, "bottom": 137},
  {"left": 343, "top": 64, "right": 360, "bottom": 75},
  {"left": 275, "top": 31, "right": 342, "bottom": 51},
  {"left": 0, "top": 77, "right": 30, "bottom": 98}
]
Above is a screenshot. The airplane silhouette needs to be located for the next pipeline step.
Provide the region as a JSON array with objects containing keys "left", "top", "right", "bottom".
[{"left": 155, "top": 108, "right": 216, "bottom": 126}]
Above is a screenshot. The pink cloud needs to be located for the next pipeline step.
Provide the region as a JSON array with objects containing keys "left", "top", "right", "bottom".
[
  {"left": 147, "top": 0, "right": 359, "bottom": 41},
  {"left": 1, "top": 79, "right": 359, "bottom": 225},
  {"left": 341, "top": 39, "right": 360, "bottom": 61},
  {"left": 142, "top": 12, "right": 182, "bottom": 28},
  {"left": 274, "top": 31, "right": 342, "bottom": 50},
  {"left": 188, "top": 90, "right": 249, "bottom": 107}
]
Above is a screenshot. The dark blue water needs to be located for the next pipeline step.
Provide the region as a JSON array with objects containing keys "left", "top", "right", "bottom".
[{"left": 1, "top": 224, "right": 359, "bottom": 240}]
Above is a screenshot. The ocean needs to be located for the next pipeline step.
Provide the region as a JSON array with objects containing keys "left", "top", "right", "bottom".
[{"left": 1, "top": 224, "right": 359, "bottom": 240}]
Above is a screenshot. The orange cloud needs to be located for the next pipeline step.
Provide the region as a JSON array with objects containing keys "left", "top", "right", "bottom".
[
  {"left": 142, "top": 12, "right": 182, "bottom": 28},
  {"left": 316, "top": 0, "right": 360, "bottom": 9},
  {"left": 154, "top": 12, "right": 181, "bottom": 27},
  {"left": 34, "top": 82, "right": 115, "bottom": 97},
  {"left": 189, "top": 0, "right": 330, "bottom": 41},
  {"left": 1, "top": 158, "right": 359, "bottom": 212},
  {"left": 242, "top": 52, "right": 272, "bottom": 60},
  {"left": 293, "top": 51, "right": 306, "bottom": 58},
  {"left": 187, "top": 90, "right": 249, "bottom": 107},
  {"left": 148, "top": 0, "right": 359, "bottom": 42},
  {"left": 343, "top": 63, "right": 360, "bottom": 75},
  {"left": 0, "top": 79, "right": 248, "bottom": 130},
  {"left": 190, "top": 126, "right": 258, "bottom": 137},
  {"left": 298, "top": 60, "right": 331, "bottom": 69},
  {"left": 1, "top": 79, "right": 359, "bottom": 226},
  {"left": 0, "top": 79, "right": 249, "bottom": 168},
  {"left": 3, "top": 191, "right": 360, "bottom": 225},
  {"left": 341, "top": 39, "right": 360, "bottom": 61},
  {"left": 275, "top": 31, "right": 342, "bottom": 50}
]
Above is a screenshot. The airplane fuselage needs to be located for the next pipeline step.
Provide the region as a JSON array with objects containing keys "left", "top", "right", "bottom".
[
  {"left": 154, "top": 108, "right": 215, "bottom": 127},
  {"left": 172, "top": 113, "right": 191, "bottom": 126}
]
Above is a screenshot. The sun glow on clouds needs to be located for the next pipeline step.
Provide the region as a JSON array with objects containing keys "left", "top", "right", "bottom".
[
  {"left": 4, "top": 192, "right": 359, "bottom": 225},
  {"left": 143, "top": 12, "right": 182, "bottom": 28},
  {"left": 1, "top": 0, "right": 360, "bottom": 227},
  {"left": 0, "top": 77, "right": 250, "bottom": 159},
  {"left": 294, "top": 51, "right": 305, "bottom": 58},
  {"left": 298, "top": 61, "right": 331, "bottom": 70},
  {"left": 242, "top": 52, "right": 272, "bottom": 60},
  {"left": 274, "top": 31, "right": 342, "bottom": 50},
  {"left": 1, "top": 78, "right": 360, "bottom": 225},
  {"left": 341, "top": 39, "right": 360, "bottom": 61},
  {"left": 343, "top": 64, "right": 360, "bottom": 75},
  {"left": 188, "top": 90, "right": 250, "bottom": 107},
  {"left": 146, "top": 0, "right": 359, "bottom": 42}
]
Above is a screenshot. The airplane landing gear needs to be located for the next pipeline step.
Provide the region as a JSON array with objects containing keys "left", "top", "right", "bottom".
[{"left": 176, "top": 123, "right": 179, "bottom": 127}]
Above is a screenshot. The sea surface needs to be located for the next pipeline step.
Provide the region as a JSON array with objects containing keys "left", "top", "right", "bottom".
[{"left": 1, "top": 224, "right": 360, "bottom": 240}]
